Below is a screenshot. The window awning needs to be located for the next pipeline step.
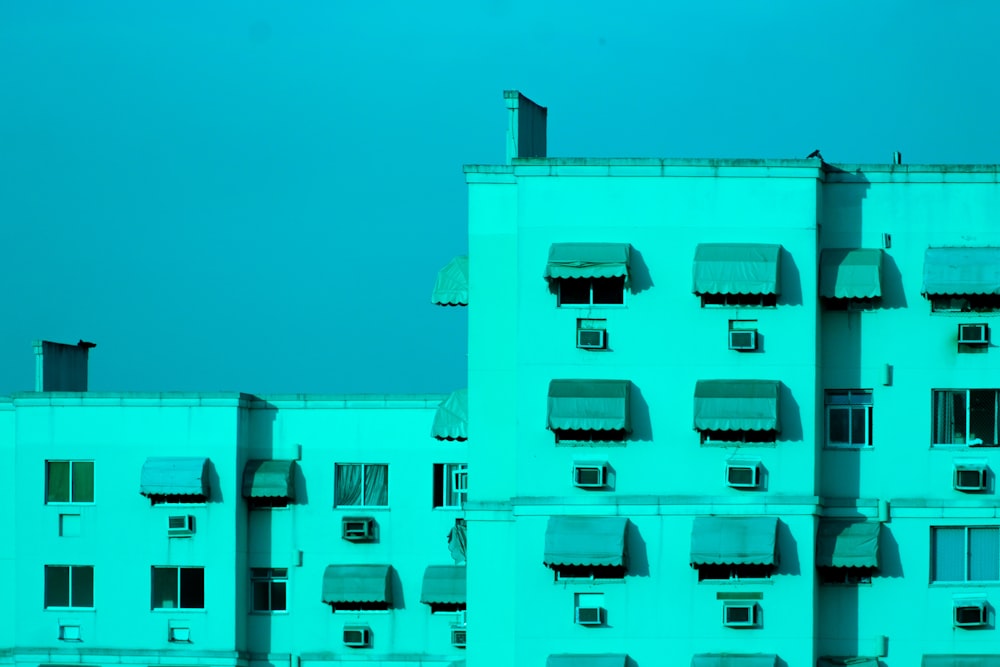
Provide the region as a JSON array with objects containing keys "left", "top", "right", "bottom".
[
  {"left": 431, "top": 255, "right": 469, "bottom": 306},
  {"left": 420, "top": 565, "right": 466, "bottom": 604},
  {"left": 432, "top": 388, "right": 468, "bottom": 441},
  {"left": 543, "top": 516, "right": 628, "bottom": 568},
  {"left": 816, "top": 521, "right": 881, "bottom": 569},
  {"left": 140, "top": 457, "right": 209, "bottom": 498},
  {"left": 547, "top": 379, "right": 631, "bottom": 432},
  {"left": 922, "top": 247, "right": 1000, "bottom": 296},
  {"left": 923, "top": 657, "right": 1000, "bottom": 667},
  {"left": 820, "top": 249, "right": 883, "bottom": 299},
  {"left": 692, "top": 655, "right": 778, "bottom": 667},
  {"left": 818, "top": 659, "right": 880, "bottom": 667},
  {"left": 690, "top": 516, "right": 778, "bottom": 566},
  {"left": 693, "top": 243, "right": 781, "bottom": 295},
  {"left": 694, "top": 380, "right": 780, "bottom": 432},
  {"left": 321, "top": 565, "right": 392, "bottom": 604},
  {"left": 544, "top": 243, "right": 631, "bottom": 284},
  {"left": 547, "top": 655, "right": 628, "bottom": 667},
  {"left": 242, "top": 460, "right": 296, "bottom": 499}
]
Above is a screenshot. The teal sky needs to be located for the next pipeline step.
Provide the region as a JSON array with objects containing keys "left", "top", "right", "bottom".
[{"left": 2, "top": 2, "right": 997, "bottom": 394}]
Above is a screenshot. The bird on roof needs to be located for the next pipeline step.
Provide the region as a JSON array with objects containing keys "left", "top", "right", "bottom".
[{"left": 806, "top": 149, "right": 823, "bottom": 160}]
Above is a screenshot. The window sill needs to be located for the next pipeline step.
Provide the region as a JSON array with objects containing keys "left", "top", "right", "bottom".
[
  {"left": 556, "top": 441, "right": 628, "bottom": 448},
  {"left": 824, "top": 445, "right": 874, "bottom": 451},
  {"left": 45, "top": 502, "right": 95, "bottom": 507},
  {"left": 151, "top": 608, "right": 207, "bottom": 613},
  {"left": 44, "top": 607, "right": 96, "bottom": 612},
  {"left": 555, "top": 578, "right": 626, "bottom": 586},
  {"left": 930, "top": 581, "right": 1000, "bottom": 587}
]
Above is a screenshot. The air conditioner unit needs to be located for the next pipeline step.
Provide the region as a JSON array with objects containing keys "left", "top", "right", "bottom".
[
  {"left": 342, "top": 517, "right": 375, "bottom": 541},
  {"left": 59, "top": 624, "right": 81, "bottom": 641},
  {"left": 955, "top": 466, "right": 987, "bottom": 492},
  {"left": 726, "top": 461, "right": 760, "bottom": 488},
  {"left": 723, "top": 602, "right": 758, "bottom": 627},
  {"left": 343, "top": 625, "right": 372, "bottom": 648},
  {"left": 575, "top": 606, "right": 604, "bottom": 626},
  {"left": 167, "top": 515, "right": 194, "bottom": 536},
  {"left": 573, "top": 463, "right": 607, "bottom": 488},
  {"left": 729, "top": 329, "right": 757, "bottom": 351},
  {"left": 955, "top": 601, "right": 987, "bottom": 627},
  {"left": 450, "top": 626, "right": 468, "bottom": 647},
  {"left": 577, "top": 328, "right": 606, "bottom": 350},
  {"left": 959, "top": 323, "right": 989, "bottom": 345},
  {"left": 169, "top": 627, "right": 191, "bottom": 643}
]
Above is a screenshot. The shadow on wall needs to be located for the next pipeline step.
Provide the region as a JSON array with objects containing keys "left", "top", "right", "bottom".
[
  {"left": 390, "top": 566, "right": 406, "bottom": 610},
  {"left": 292, "top": 462, "right": 309, "bottom": 506},
  {"left": 878, "top": 524, "right": 904, "bottom": 579},
  {"left": 629, "top": 246, "right": 654, "bottom": 295},
  {"left": 880, "top": 252, "right": 908, "bottom": 310},
  {"left": 777, "top": 520, "right": 801, "bottom": 577},
  {"left": 778, "top": 383, "right": 803, "bottom": 443},
  {"left": 629, "top": 383, "right": 653, "bottom": 443},
  {"left": 208, "top": 461, "right": 223, "bottom": 504},
  {"left": 777, "top": 247, "right": 803, "bottom": 307},
  {"left": 626, "top": 521, "right": 650, "bottom": 578}
]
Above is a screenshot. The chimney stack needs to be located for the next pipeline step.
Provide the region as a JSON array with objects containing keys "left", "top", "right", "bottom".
[
  {"left": 33, "top": 340, "right": 96, "bottom": 391},
  {"left": 892, "top": 151, "right": 902, "bottom": 165},
  {"left": 504, "top": 90, "right": 547, "bottom": 164}
]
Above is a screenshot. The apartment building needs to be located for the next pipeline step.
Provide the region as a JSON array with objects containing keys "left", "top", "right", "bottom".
[
  {"left": 1, "top": 341, "right": 469, "bottom": 667},
  {"left": 463, "top": 91, "right": 1000, "bottom": 667}
]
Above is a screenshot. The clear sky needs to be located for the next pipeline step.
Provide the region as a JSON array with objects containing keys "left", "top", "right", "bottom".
[{"left": 2, "top": 1, "right": 997, "bottom": 395}]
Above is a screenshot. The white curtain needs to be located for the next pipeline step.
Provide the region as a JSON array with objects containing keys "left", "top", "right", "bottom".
[
  {"left": 363, "top": 464, "right": 388, "bottom": 506},
  {"left": 335, "top": 464, "right": 363, "bottom": 506}
]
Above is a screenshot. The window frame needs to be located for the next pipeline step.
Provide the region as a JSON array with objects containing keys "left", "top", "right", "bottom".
[
  {"left": 433, "top": 463, "right": 468, "bottom": 509},
  {"left": 552, "top": 565, "right": 627, "bottom": 582},
  {"left": 151, "top": 566, "right": 205, "bottom": 610},
  {"left": 931, "top": 526, "right": 1000, "bottom": 583},
  {"left": 556, "top": 277, "right": 627, "bottom": 308},
  {"left": 45, "top": 460, "right": 95, "bottom": 505},
  {"left": 334, "top": 463, "right": 389, "bottom": 508},
  {"left": 818, "top": 567, "right": 874, "bottom": 586},
  {"left": 250, "top": 568, "right": 288, "bottom": 614},
  {"left": 44, "top": 565, "right": 94, "bottom": 609},
  {"left": 700, "top": 430, "right": 777, "bottom": 447},
  {"left": 932, "top": 389, "right": 1000, "bottom": 447},
  {"left": 700, "top": 293, "right": 777, "bottom": 308},
  {"left": 695, "top": 564, "right": 774, "bottom": 582},
  {"left": 931, "top": 295, "right": 1000, "bottom": 313},
  {"left": 825, "top": 389, "right": 874, "bottom": 449}
]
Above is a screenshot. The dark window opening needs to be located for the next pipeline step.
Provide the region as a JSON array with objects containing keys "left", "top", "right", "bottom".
[
  {"left": 552, "top": 564, "right": 626, "bottom": 580},
  {"left": 149, "top": 494, "right": 207, "bottom": 505},
  {"left": 818, "top": 567, "right": 874, "bottom": 585},
  {"left": 696, "top": 564, "right": 774, "bottom": 581},
  {"left": 430, "top": 602, "right": 467, "bottom": 613},
  {"left": 700, "top": 430, "right": 777, "bottom": 445},
  {"left": 554, "top": 429, "right": 627, "bottom": 444},
  {"left": 823, "top": 298, "right": 879, "bottom": 311},
  {"left": 248, "top": 496, "right": 289, "bottom": 509},
  {"left": 701, "top": 293, "right": 777, "bottom": 308},
  {"left": 932, "top": 295, "right": 1000, "bottom": 313},
  {"left": 558, "top": 277, "right": 625, "bottom": 306},
  {"left": 329, "top": 601, "right": 391, "bottom": 612}
]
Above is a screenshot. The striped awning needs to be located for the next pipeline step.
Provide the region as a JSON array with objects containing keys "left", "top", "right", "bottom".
[
  {"left": 431, "top": 255, "right": 469, "bottom": 306},
  {"left": 432, "top": 388, "right": 468, "bottom": 441},
  {"left": 691, "top": 516, "right": 778, "bottom": 566},
  {"left": 693, "top": 243, "right": 781, "bottom": 295},
  {"left": 242, "top": 460, "right": 296, "bottom": 499},
  {"left": 694, "top": 380, "right": 780, "bottom": 432},
  {"left": 321, "top": 565, "right": 392, "bottom": 604},
  {"left": 820, "top": 249, "right": 883, "bottom": 299},
  {"left": 547, "top": 655, "right": 628, "bottom": 667},
  {"left": 545, "top": 243, "right": 631, "bottom": 284},
  {"left": 140, "top": 457, "right": 209, "bottom": 498},
  {"left": 544, "top": 516, "right": 628, "bottom": 568},
  {"left": 548, "top": 379, "right": 631, "bottom": 432},
  {"left": 922, "top": 247, "right": 1000, "bottom": 296},
  {"left": 420, "top": 565, "right": 466, "bottom": 604},
  {"left": 816, "top": 521, "right": 880, "bottom": 569},
  {"left": 692, "top": 655, "right": 778, "bottom": 667}
]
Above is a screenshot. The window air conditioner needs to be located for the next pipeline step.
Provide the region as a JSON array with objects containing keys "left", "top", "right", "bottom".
[
  {"left": 723, "top": 602, "right": 758, "bottom": 627},
  {"left": 954, "top": 466, "right": 987, "bottom": 492},
  {"left": 343, "top": 625, "right": 372, "bottom": 647},
  {"left": 729, "top": 329, "right": 757, "bottom": 351},
  {"left": 59, "top": 624, "right": 81, "bottom": 641},
  {"left": 577, "top": 328, "right": 607, "bottom": 350},
  {"left": 575, "top": 605, "right": 604, "bottom": 626},
  {"left": 342, "top": 517, "right": 375, "bottom": 541},
  {"left": 954, "top": 601, "right": 987, "bottom": 627},
  {"left": 167, "top": 515, "right": 194, "bottom": 536},
  {"left": 959, "top": 323, "right": 989, "bottom": 345},
  {"left": 726, "top": 461, "right": 760, "bottom": 488},
  {"left": 450, "top": 626, "right": 468, "bottom": 647},
  {"left": 169, "top": 627, "right": 191, "bottom": 642},
  {"left": 573, "top": 463, "right": 607, "bottom": 488}
]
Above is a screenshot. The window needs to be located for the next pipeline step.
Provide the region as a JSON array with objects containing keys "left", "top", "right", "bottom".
[
  {"left": 701, "top": 293, "right": 777, "bottom": 308},
  {"left": 334, "top": 464, "right": 388, "bottom": 507},
  {"left": 932, "top": 295, "right": 1000, "bottom": 313},
  {"left": 152, "top": 567, "right": 205, "bottom": 609},
  {"left": 700, "top": 431, "right": 776, "bottom": 446},
  {"left": 558, "top": 277, "right": 625, "bottom": 306},
  {"left": 554, "top": 429, "right": 628, "bottom": 444},
  {"left": 433, "top": 463, "right": 467, "bottom": 509},
  {"left": 554, "top": 565, "right": 626, "bottom": 581},
  {"left": 46, "top": 461, "right": 94, "bottom": 503},
  {"left": 44, "top": 566, "right": 94, "bottom": 608},
  {"left": 932, "top": 527, "right": 1000, "bottom": 582},
  {"left": 933, "top": 390, "right": 1000, "bottom": 446},
  {"left": 250, "top": 568, "right": 287, "bottom": 612},
  {"left": 826, "top": 389, "right": 873, "bottom": 448},
  {"left": 819, "top": 568, "right": 873, "bottom": 585},
  {"left": 696, "top": 564, "right": 773, "bottom": 581}
]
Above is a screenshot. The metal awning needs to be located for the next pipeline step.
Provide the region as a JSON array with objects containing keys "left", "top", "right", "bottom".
[
  {"left": 547, "top": 655, "right": 628, "bottom": 667},
  {"left": 419, "top": 565, "right": 466, "bottom": 604},
  {"left": 548, "top": 379, "right": 631, "bottom": 432},
  {"left": 818, "top": 659, "right": 880, "bottom": 667},
  {"left": 692, "top": 655, "right": 778, "bottom": 667},
  {"left": 694, "top": 380, "right": 780, "bottom": 432},
  {"left": 922, "top": 247, "right": 1000, "bottom": 295},
  {"left": 242, "top": 460, "right": 296, "bottom": 499},
  {"left": 432, "top": 388, "right": 468, "bottom": 441},
  {"left": 923, "top": 657, "right": 1000, "bottom": 667},
  {"left": 544, "top": 243, "right": 631, "bottom": 284},
  {"left": 693, "top": 243, "right": 781, "bottom": 295},
  {"left": 820, "top": 249, "right": 883, "bottom": 299},
  {"left": 816, "top": 521, "right": 881, "bottom": 569},
  {"left": 140, "top": 457, "right": 209, "bottom": 498},
  {"left": 321, "top": 565, "right": 392, "bottom": 604},
  {"left": 431, "top": 255, "right": 469, "bottom": 306},
  {"left": 690, "top": 516, "right": 778, "bottom": 566},
  {"left": 544, "top": 516, "right": 628, "bottom": 568}
]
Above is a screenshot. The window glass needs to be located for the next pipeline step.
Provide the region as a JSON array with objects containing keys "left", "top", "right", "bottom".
[
  {"left": 559, "top": 279, "right": 590, "bottom": 305},
  {"left": 71, "top": 462, "right": 94, "bottom": 503},
  {"left": 252, "top": 580, "right": 270, "bottom": 612},
  {"left": 44, "top": 566, "right": 70, "bottom": 607},
  {"left": 591, "top": 277, "right": 625, "bottom": 304},
  {"left": 46, "top": 462, "right": 70, "bottom": 503},
  {"left": 828, "top": 408, "right": 849, "bottom": 444},
  {"left": 180, "top": 568, "right": 205, "bottom": 609},
  {"left": 72, "top": 566, "right": 94, "bottom": 608},
  {"left": 270, "top": 580, "right": 287, "bottom": 611},
  {"left": 334, "top": 464, "right": 363, "bottom": 505},
  {"left": 969, "top": 527, "right": 1000, "bottom": 581},
  {"left": 969, "top": 390, "right": 999, "bottom": 445},
  {"left": 362, "top": 465, "right": 388, "bottom": 506},
  {"left": 825, "top": 390, "right": 873, "bottom": 447},
  {"left": 933, "top": 390, "right": 1000, "bottom": 445},
  {"left": 152, "top": 568, "right": 179, "bottom": 609}
]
